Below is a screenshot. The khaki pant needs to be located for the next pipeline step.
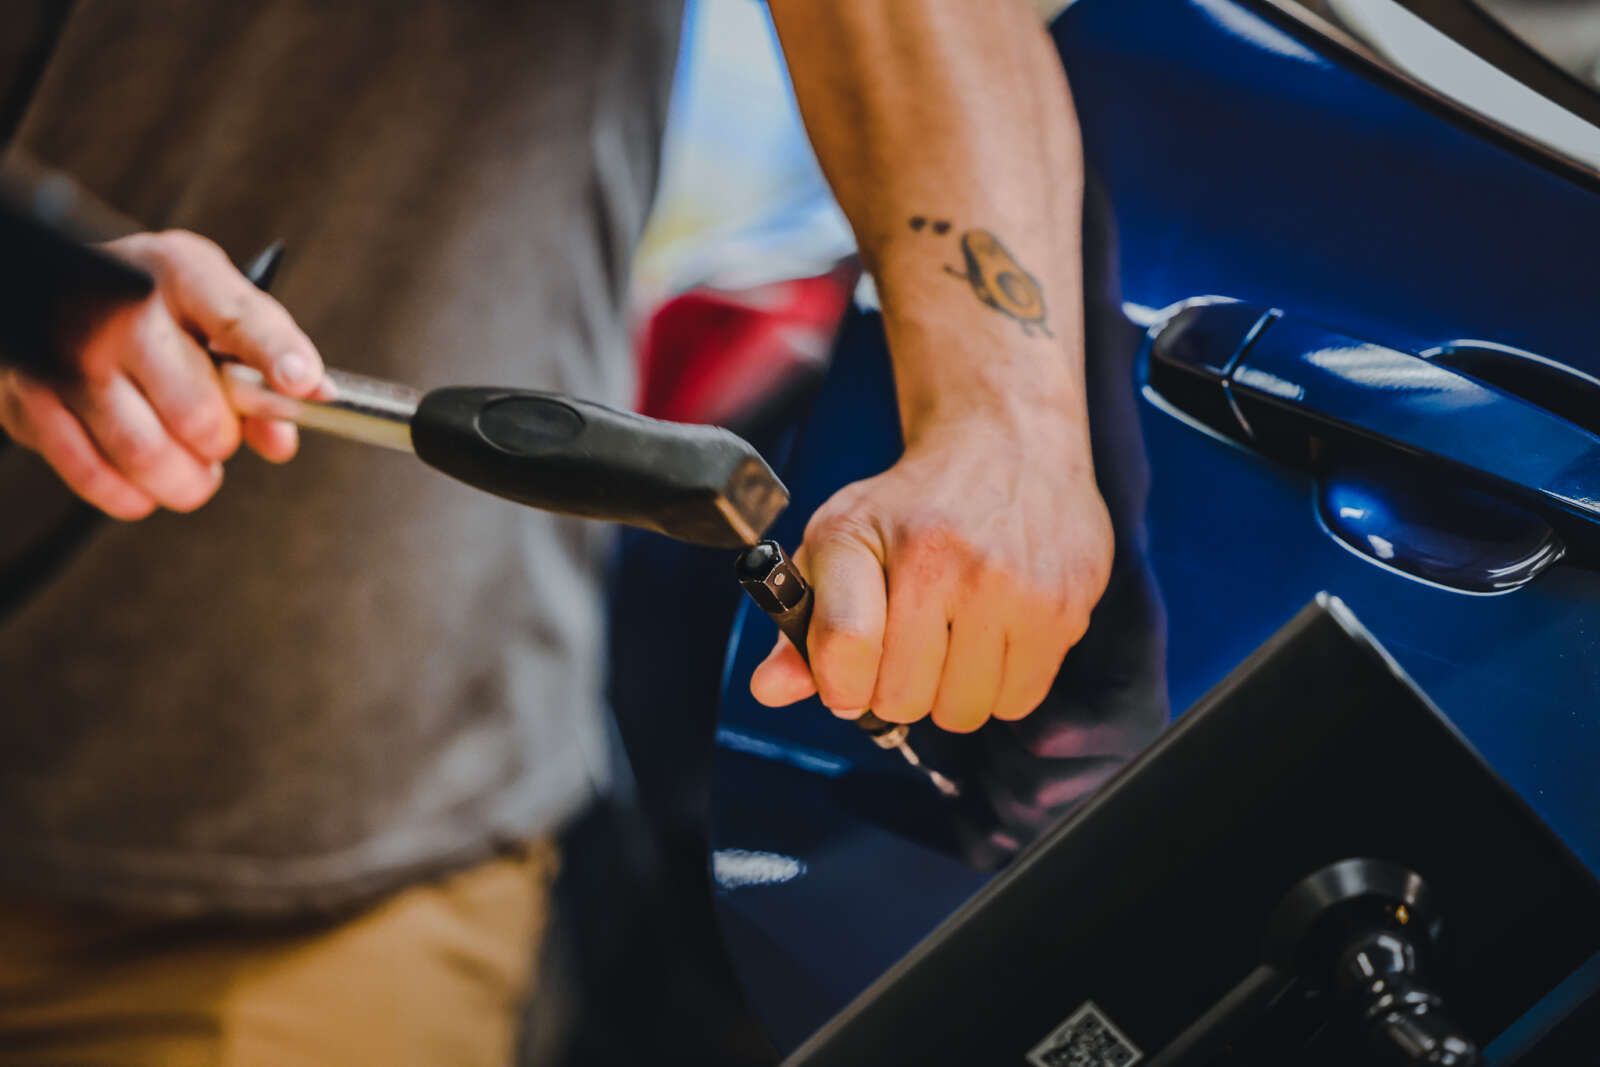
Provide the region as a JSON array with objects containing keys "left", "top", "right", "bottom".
[{"left": 0, "top": 843, "right": 558, "bottom": 1066}]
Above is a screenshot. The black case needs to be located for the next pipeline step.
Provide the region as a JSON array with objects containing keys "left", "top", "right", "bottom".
[{"left": 786, "top": 595, "right": 1600, "bottom": 1065}]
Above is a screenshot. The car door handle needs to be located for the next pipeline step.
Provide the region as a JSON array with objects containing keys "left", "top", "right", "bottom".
[
  {"left": 1228, "top": 314, "right": 1600, "bottom": 521},
  {"left": 1146, "top": 304, "right": 1599, "bottom": 592}
]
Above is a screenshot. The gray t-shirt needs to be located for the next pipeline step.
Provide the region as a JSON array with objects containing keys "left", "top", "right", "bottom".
[{"left": 0, "top": 0, "right": 681, "bottom": 916}]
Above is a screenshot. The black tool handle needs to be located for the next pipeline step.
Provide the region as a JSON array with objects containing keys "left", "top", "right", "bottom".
[
  {"left": 736, "top": 540, "right": 900, "bottom": 739},
  {"left": 411, "top": 388, "right": 787, "bottom": 549}
]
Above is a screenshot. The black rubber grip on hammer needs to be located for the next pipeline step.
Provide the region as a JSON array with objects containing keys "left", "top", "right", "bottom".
[{"left": 412, "top": 387, "right": 787, "bottom": 548}]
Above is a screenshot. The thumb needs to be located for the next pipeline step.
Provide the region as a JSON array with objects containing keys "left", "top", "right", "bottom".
[
  {"left": 117, "top": 232, "right": 324, "bottom": 397},
  {"left": 798, "top": 528, "right": 887, "bottom": 718},
  {"left": 750, "top": 631, "right": 817, "bottom": 707}
]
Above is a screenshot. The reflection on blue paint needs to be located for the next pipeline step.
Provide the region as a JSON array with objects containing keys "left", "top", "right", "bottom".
[
  {"left": 1191, "top": 0, "right": 1320, "bottom": 62},
  {"left": 713, "top": 849, "right": 808, "bottom": 890},
  {"left": 1303, "top": 344, "right": 1492, "bottom": 404},
  {"left": 1318, "top": 468, "right": 1563, "bottom": 594},
  {"left": 1231, "top": 364, "right": 1306, "bottom": 401},
  {"left": 715, "top": 726, "right": 852, "bottom": 777}
]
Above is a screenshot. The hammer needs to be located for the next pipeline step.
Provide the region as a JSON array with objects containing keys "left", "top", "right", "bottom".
[{"left": 221, "top": 359, "right": 788, "bottom": 550}]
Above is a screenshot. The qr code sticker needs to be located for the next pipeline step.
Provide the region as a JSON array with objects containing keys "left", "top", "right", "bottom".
[{"left": 1025, "top": 1001, "right": 1143, "bottom": 1067}]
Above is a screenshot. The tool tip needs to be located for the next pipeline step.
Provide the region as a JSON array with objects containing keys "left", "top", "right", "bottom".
[
  {"left": 892, "top": 739, "right": 961, "bottom": 797},
  {"left": 735, "top": 540, "right": 783, "bottom": 582},
  {"left": 243, "top": 242, "right": 285, "bottom": 291}
]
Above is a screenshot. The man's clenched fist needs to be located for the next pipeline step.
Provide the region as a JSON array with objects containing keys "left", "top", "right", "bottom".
[{"left": 749, "top": 409, "right": 1112, "bottom": 733}]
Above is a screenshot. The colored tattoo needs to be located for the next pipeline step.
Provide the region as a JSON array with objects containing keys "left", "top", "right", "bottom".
[{"left": 909, "top": 217, "right": 1051, "bottom": 338}]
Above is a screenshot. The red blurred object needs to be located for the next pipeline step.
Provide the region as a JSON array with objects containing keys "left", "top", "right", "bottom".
[{"left": 636, "top": 261, "right": 858, "bottom": 426}]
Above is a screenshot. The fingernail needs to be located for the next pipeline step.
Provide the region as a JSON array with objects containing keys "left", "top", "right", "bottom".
[
  {"left": 829, "top": 706, "right": 865, "bottom": 718},
  {"left": 210, "top": 462, "right": 224, "bottom": 482},
  {"left": 276, "top": 352, "right": 314, "bottom": 387}
]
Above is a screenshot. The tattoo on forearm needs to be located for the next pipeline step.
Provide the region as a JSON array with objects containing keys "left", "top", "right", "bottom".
[{"left": 909, "top": 216, "right": 1051, "bottom": 338}]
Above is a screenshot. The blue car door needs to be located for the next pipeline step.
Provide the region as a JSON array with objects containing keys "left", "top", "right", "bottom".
[{"left": 712, "top": 0, "right": 1600, "bottom": 1053}]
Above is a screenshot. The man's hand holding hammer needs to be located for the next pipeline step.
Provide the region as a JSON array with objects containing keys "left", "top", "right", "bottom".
[{"left": 0, "top": 230, "right": 325, "bottom": 519}]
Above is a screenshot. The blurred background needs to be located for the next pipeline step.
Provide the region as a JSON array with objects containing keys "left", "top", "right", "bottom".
[{"left": 1479, "top": 0, "right": 1600, "bottom": 86}]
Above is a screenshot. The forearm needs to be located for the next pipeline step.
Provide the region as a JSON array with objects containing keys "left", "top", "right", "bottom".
[{"left": 770, "top": 0, "right": 1087, "bottom": 454}]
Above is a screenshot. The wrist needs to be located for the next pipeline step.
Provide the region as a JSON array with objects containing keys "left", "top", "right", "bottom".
[
  {"left": 880, "top": 320, "right": 1089, "bottom": 456},
  {"left": 899, "top": 383, "right": 1095, "bottom": 482}
]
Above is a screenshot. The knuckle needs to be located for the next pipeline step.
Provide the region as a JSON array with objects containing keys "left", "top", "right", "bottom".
[
  {"left": 802, "top": 504, "right": 867, "bottom": 550},
  {"left": 132, "top": 230, "right": 186, "bottom": 269},
  {"left": 894, "top": 531, "right": 959, "bottom": 588},
  {"left": 129, "top": 230, "right": 224, "bottom": 281},
  {"left": 801, "top": 513, "right": 837, "bottom": 549},
  {"left": 1031, "top": 581, "right": 1076, "bottom": 623},
  {"left": 1048, "top": 574, "right": 1101, "bottom": 640},
  {"left": 1037, "top": 620, "right": 1080, "bottom": 664},
  {"left": 899, "top": 518, "right": 959, "bottom": 559},
  {"left": 172, "top": 403, "right": 235, "bottom": 452},
  {"left": 814, "top": 671, "right": 872, "bottom": 710},
  {"left": 962, "top": 545, "right": 1022, "bottom": 598},
  {"left": 120, "top": 301, "right": 175, "bottom": 355},
  {"left": 161, "top": 228, "right": 222, "bottom": 261},
  {"left": 811, "top": 618, "right": 877, "bottom": 657},
  {"left": 259, "top": 304, "right": 305, "bottom": 355},
  {"left": 1075, "top": 547, "right": 1114, "bottom": 598},
  {"left": 210, "top": 297, "right": 254, "bottom": 348},
  {"left": 34, "top": 426, "right": 86, "bottom": 467},
  {"left": 102, "top": 231, "right": 155, "bottom": 268},
  {"left": 104, "top": 231, "right": 148, "bottom": 254},
  {"left": 1062, "top": 587, "right": 1095, "bottom": 629},
  {"left": 76, "top": 345, "right": 120, "bottom": 386},
  {"left": 76, "top": 311, "right": 146, "bottom": 381},
  {"left": 1060, "top": 614, "right": 1092, "bottom": 654},
  {"left": 74, "top": 463, "right": 128, "bottom": 505},
  {"left": 815, "top": 681, "right": 870, "bottom": 713},
  {"left": 870, "top": 680, "right": 924, "bottom": 724},
  {"left": 101, "top": 422, "right": 168, "bottom": 473}
]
